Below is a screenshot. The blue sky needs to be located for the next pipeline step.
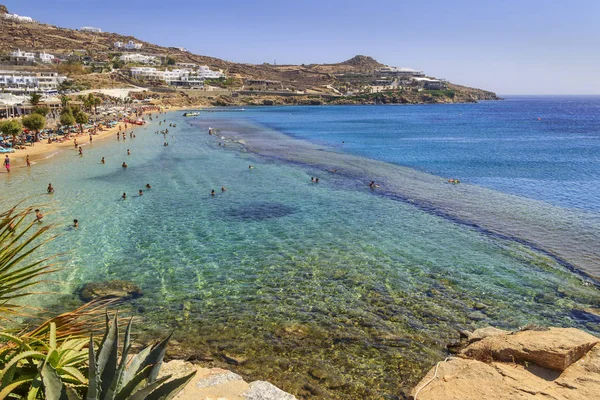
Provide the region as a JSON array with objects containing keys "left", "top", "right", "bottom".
[{"left": 4, "top": 0, "right": 599, "bottom": 94}]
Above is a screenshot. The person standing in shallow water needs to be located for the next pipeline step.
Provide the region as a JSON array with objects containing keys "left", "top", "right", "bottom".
[
  {"left": 4, "top": 155, "right": 10, "bottom": 173},
  {"left": 47, "top": 183, "right": 54, "bottom": 193},
  {"left": 26, "top": 155, "right": 31, "bottom": 167}
]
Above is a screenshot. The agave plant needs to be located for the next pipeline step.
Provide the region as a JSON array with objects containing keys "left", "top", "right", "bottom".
[
  {"left": 40, "top": 312, "right": 195, "bottom": 400},
  {"left": 0, "top": 322, "right": 89, "bottom": 398}
]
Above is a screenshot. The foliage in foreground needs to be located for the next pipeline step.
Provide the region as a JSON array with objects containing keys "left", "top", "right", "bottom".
[{"left": 40, "top": 313, "right": 195, "bottom": 400}]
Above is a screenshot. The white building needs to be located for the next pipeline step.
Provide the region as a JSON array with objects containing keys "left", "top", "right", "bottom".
[
  {"left": 114, "top": 40, "right": 143, "bottom": 50},
  {"left": 0, "top": 70, "right": 66, "bottom": 94},
  {"left": 9, "top": 49, "right": 35, "bottom": 63},
  {"left": 378, "top": 66, "right": 424, "bottom": 77},
  {"left": 80, "top": 26, "right": 102, "bottom": 33},
  {"left": 412, "top": 77, "right": 446, "bottom": 90},
  {"left": 119, "top": 53, "right": 157, "bottom": 65},
  {"left": 175, "top": 62, "right": 197, "bottom": 69},
  {"left": 3, "top": 13, "right": 34, "bottom": 23},
  {"left": 38, "top": 52, "right": 55, "bottom": 64},
  {"left": 129, "top": 67, "right": 205, "bottom": 88},
  {"left": 197, "top": 65, "right": 224, "bottom": 79}
]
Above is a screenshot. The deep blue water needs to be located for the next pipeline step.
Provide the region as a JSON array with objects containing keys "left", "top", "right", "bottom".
[{"left": 229, "top": 96, "right": 600, "bottom": 212}]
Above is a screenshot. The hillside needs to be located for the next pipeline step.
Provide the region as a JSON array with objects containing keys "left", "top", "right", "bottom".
[{"left": 0, "top": 4, "right": 500, "bottom": 102}]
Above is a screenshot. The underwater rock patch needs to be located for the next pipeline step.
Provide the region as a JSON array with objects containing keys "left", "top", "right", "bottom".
[
  {"left": 224, "top": 202, "right": 295, "bottom": 221},
  {"left": 78, "top": 280, "right": 142, "bottom": 301}
]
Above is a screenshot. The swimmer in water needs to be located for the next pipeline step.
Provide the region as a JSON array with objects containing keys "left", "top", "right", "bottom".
[
  {"left": 315, "top": 178, "right": 319, "bottom": 183},
  {"left": 249, "top": 165, "right": 254, "bottom": 169},
  {"left": 73, "top": 219, "right": 79, "bottom": 228},
  {"left": 146, "top": 183, "right": 151, "bottom": 189},
  {"left": 221, "top": 186, "right": 227, "bottom": 192},
  {"left": 78, "top": 147, "right": 83, "bottom": 155},
  {"left": 139, "top": 189, "right": 143, "bottom": 196},
  {"left": 127, "top": 149, "right": 131, "bottom": 155},
  {"left": 101, "top": 157, "right": 105, "bottom": 164},
  {"left": 211, "top": 189, "right": 215, "bottom": 196},
  {"left": 311, "top": 177, "right": 315, "bottom": 182},
  {"left": 122, "top": 192, "right": 127, "bottom": 199},
  {"left": 369, "top": 181, "right": 380, "bottom": 189},
  {"left": 47, "top": 183, "right": 54, "bottom": 193},
  {"left": 35, "top": 209, "right": 43, "bottom": 222},
  {"left": 122, "top": 162, "right": 128, "bottom": 168}
]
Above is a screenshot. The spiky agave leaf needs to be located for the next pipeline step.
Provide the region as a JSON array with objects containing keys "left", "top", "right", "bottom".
[
  {"left": 97, "top": 312, "right": 119, "bottom": 397},
  {"left": 143, "top": 372, "right": 196, "bottom": 400}
]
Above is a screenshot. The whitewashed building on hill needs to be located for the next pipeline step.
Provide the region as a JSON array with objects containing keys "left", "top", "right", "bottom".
[
  {"left": 80, "top": 26, "right": 102, "bottom": 33},
  {"left": 0, "top": 70, "right": 66, "bottom": 94},
  {"left": 9, "top": 49, "right": 35, "bottom": 63},
  {"left": 38, "top": 52, "right": 55, "bottom": 63},
  {"left": 114, "top": 40, "right": 143, "bottom": 50},
  {"left": 3, "top": 13, "right": 34, "bottom": 23},
  {"left": 119, "top": 54, "right": 157, "bottom": 65}
]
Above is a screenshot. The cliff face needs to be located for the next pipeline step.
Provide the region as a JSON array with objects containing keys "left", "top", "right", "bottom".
[{"left": 0, "top": 4, "right": 8, "bottom": 14}]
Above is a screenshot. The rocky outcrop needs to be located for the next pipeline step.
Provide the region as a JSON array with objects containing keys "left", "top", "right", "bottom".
[
  {"left": 410, "top": 327, "right": 600, "bottom": 400},
  {"left": 0, "top": 5, "right": 8, "bottom": 14},
  {"left": 159, "top": 360, "right": 297, "bottom": 400},
  {"left": 462, "top": 327, "right": 599, "bottom": 371},
  {"left": 78, "top": 280, "right": 142, "bottom": 301}
]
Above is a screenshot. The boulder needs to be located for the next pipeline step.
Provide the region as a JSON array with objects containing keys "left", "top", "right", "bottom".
[
  {"left": 0, "top": 5, "right": 8, "bottom": 14},
  {"left": 467, "top": 327, "right": 511, "bottom": 344},
  {"left": 410, "top": 343, "right": 600, "bottom": 400},
  {"left": 158, "top": 360, "right": 297, "bottom": 400},
  {"left": 242, "top": 381, "right": 297, "bottom": 400},
  {"left": 78, "top": 280, "right": 142, "bottom": 301},
  {"left": 462, "top": 327, "right": 599, "bottom": 370}
]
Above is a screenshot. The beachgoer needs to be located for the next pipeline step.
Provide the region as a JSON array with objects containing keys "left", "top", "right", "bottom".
[
  {"left": 127, "top": 149, "right": 130, "bottom": 155},
  {"left": 74, "top": 139, "right": 78, "bottom": 148},
  {"left": 221, "top": 186, "right": 226, "bottom": 192},
  {"left": 145, "top": 183, "right": 151, "bottom": 189},
  {"left": 78, "top": 147, "right": 83, "bottom": 156},
  {"left": 211, "top": 189, "right": 215, "bottom": 196},
  {"left": 4, "top": 155, "right": 10, "bottom": 173},
  {"left": 315, "top": 178, "right": 319, "bottom": 183},
  {"left": 139, "top": 189, "right": 143, "bottom": 196},
  {"left": 26, "top": 155, "right": 31, "bottom": 167},
  {"left": 35, "top": 209, "right": 43, "bottom": 222},
  {"left": 122, "top": 162, "right": 128, "bottom": 168},
  {"left": 133, "top": 134, "right": 136, "bottom": 138},
  {"left": 89, "top": 134, "right": 93, "bottom": 143},
  {"left": 47, "top": 183, "right": 54, "bottom": 194},
  {"left": 122, "top": 192, "right": 127, "bottom": 199},
  {"left": 73, "top": 219, "right": 79, "bottom": 228},
  {"left": 117, "top": 132, "right": 120, "bottom": 140},
  {"left": 129, "top": 132, "right": 133, "bottom": 138},
  {"left": 311, "top": 177, "right": 315, "bottom": 182},
  {"left": 101, "top": 157, "right": 105, "bottom": 164},
  {"left": 249, "top": 165, "right": 254, "bottom": 169}
]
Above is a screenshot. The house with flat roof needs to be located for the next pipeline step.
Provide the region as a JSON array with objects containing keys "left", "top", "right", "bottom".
[
  {"left": 80, "top": 26, "right": 102, "bottom": 33},
  {"left": 412, "top": 77, "right": 446, "bottom": 90},
  {"left": 114, "top": 40, "right": 143, "bottom": 50},
  {"left": 9, "top": 49, "right": 35, "bottom": 63},
  {"left": 120, "top": 53, "right": 157, "bottom": 65},
  {"left": 0, "top": 70, "right": 66, "bottom": 94}
]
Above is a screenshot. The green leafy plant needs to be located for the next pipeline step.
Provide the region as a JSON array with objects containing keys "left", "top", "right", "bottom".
[
  {"left": 0, "top": 322, "right": 89, "bottom": 398},
  {"left": 39, "top": 313, "right": 194, "bottom": 400}
]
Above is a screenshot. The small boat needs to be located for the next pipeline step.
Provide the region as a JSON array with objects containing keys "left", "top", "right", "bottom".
[{"left": 183, "top": 112, "right": 200, "bottom": 117}]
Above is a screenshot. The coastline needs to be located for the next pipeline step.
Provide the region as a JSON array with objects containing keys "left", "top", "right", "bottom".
[{"left": 2, "top": 106, "right": 191, "bottom": 170}]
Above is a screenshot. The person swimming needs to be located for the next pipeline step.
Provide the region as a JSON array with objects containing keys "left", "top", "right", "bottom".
[
  {"left": 139, "top": 189, "right": 143, "bottom": 196},
  {"left": 127, "top": 149, "right": 131, "bottom": 155},
  {"left": 35, "top": 209, "right": 43, "bottom": 222},
  {"left": 47, "top": 183, "right": 54, "bottom": 193},
  {"left": 211, "top": 189, "right": 216, "bottom": 196},
  {"left": 249, "top": 165, "right": 254, "bottom": 169},
  {"left": 101, "top": 157, "right": 105, "bottom": 164},
  {"left": 315, "top": 178, "right": 319, "bottom": 183},
  {"left": 122, "top": 192, "right": 127, "bottom": 199},
  {"left": 146, "top": 183, "right": 151, "bottom": 189},
  {"left": 122, "top": 162, "right": 128, "bottom": 168},
  {"left": 369, "top": 181, "right": 380, "bottom": 189},
  {"left": 73, "top": 219, "right": 79, "bottom": 228},
  {"left": 311, "top": 177, "right": 315, "bottom": 182},
  {"left": 221, "top": 186, "right": 227, "bottom": 192}
]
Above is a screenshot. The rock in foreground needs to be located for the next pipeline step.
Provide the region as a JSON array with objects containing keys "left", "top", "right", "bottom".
[
  {"left": 78, "top": 280, "right": 142, "bottom": 301},
  {"left": 411, "top": 327, "right": 600, "bottom": 400},
  {"left": 159, "top": 360, "right": 297, "bottom": 400}
]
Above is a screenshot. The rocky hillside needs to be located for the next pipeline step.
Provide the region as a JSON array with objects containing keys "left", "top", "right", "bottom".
[{"left": 0, "top": 4, "right": 500, "bottom": 102}]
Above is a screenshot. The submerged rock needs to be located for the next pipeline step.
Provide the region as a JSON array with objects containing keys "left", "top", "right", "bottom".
[
  {"left": 467, "top": 327, "right": 511, "bottom": 344},
  {"left": 78, "top": 280, "right": 142, "bottom": 302}
]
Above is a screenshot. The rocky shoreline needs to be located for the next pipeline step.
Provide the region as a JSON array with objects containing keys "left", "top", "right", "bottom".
[{"left": 411, "top": 326, "right": 600, "bottom": 399}]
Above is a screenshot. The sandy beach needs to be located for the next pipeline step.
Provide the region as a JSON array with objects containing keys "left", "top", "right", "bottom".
[{"left": 2, "top": 106, "right": 189, "bottom": 171}]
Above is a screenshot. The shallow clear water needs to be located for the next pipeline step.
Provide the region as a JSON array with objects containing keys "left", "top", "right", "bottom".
[{"left": 1, "top": 102, "right": 599, "bottom": 399}]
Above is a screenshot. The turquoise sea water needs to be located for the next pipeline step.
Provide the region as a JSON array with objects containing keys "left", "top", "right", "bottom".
[{"left": 1, "top": 98, "right": 599, "bottom": 399}]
